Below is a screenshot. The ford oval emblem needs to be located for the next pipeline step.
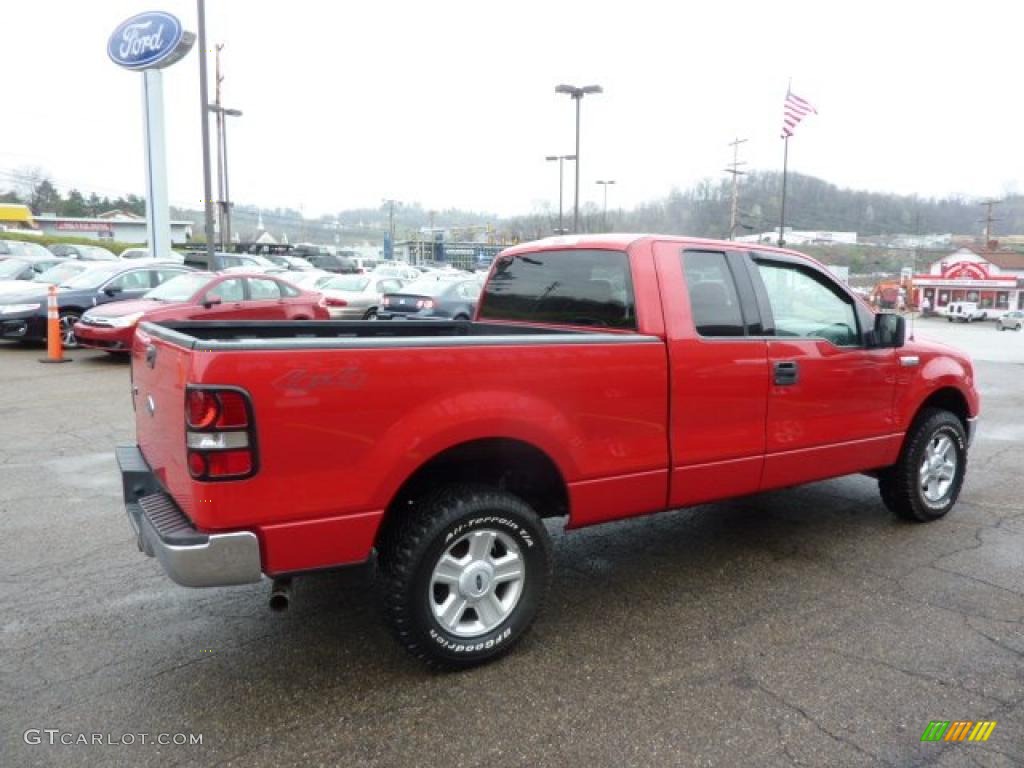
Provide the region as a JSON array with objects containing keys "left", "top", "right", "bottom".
[{"left": 108, "top": 11, "right": 196, "bottom": 71}]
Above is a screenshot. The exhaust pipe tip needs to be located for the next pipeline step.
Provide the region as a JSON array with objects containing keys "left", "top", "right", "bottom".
[{"left": 269, "top": 577, "right": 292, "bottom": 612}]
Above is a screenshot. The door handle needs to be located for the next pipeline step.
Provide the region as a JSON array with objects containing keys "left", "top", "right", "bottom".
[{"left": 773, "top": 360, "right": 799, "bottom": 386}]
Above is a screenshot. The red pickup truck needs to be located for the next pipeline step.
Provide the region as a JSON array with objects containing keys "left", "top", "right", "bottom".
[{"left": 119, "top": 235, "right": 979, "bottom": 669}]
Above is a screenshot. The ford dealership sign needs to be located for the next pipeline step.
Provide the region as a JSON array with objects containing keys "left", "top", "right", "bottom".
[{"left": 108, "top": 11, "right": 195, "bottom": 71}]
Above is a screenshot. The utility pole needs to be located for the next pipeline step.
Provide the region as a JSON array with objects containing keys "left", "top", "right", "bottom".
[
  {"left": 725, "top": 137, "right": 748, "bottom": 240},
  {"left": 383, "top": 199, "right": 398, "bottom": 260},
  {"left": 196, "top": 0, "right": 215, "bottom": 265},
  {"left": 979, "top": 199, "right": 1003, "bottom": 246}
]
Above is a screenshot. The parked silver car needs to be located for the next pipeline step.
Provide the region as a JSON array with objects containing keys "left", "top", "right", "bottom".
[
  {"left": 996, "top": 310, "right": 1024, "bottom": 331},
  {"left": 318, "top": 274, "right": 405, "bottom": 319}
]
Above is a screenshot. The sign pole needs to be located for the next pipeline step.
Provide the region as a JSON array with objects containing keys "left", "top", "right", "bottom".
[{"left": 141, "top": 70, "right": 171, "bottom": 259}]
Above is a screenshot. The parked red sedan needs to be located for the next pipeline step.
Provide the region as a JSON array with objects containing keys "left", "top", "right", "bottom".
[{"left": 75, "top": 271, "right": 328, "bottom": 352}]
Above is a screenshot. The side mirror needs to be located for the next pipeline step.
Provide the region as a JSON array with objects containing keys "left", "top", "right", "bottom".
[
  {"left": 868, "top": 312, "right": 905, "bottom": 348},
  {"left": 203, "top": 295, "right": 223, "bottom": 308},
  {"left": 104, "top": 285, "right": 123, "bottom": 297}
]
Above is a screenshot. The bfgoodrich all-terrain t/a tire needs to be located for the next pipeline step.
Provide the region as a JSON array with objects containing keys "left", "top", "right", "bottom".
[
  {"left": 879, "top": 408, "right": 968, "bottom": 522},
  {"left": 378, "top": 484, "right": 552, "bottom": 670}
]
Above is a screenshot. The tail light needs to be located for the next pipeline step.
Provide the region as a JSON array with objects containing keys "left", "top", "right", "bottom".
[
  {"left": 416, "top": 299, "right": 435, "bottom": 309},
  {"left": 324, "top": 297, "right": 348, "bottom": 307},
  {"left": 185, "top": 387, "right": 257, "bottom": 480},
  {"left": 382, "top": 296, "right": 391, "bottom": 306}
]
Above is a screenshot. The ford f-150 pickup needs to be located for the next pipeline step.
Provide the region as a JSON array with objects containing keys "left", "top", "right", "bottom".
[{"left": 118, "top": 235, "right": 979, "bottom": 668}]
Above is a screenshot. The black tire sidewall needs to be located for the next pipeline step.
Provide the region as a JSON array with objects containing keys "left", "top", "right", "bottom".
[{"left": 412, "top": 501, "right": 549, "bottom": 666}]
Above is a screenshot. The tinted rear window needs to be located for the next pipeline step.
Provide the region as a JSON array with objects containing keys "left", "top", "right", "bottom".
[{"left": 478, "top": 249, "right": 635, "bottom": 329}]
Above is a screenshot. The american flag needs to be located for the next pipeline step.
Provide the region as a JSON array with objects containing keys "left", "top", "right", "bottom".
[{"left": 781, "top": 90, "right": 816, "bottom": 138}]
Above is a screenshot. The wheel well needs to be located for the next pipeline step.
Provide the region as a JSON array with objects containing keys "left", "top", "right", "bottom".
[
  {"left": 917, "top": 387, "right": 969, "bottom": 431},
  {"left": 379, "top": 439, "right": 569, "bottom": 541}
]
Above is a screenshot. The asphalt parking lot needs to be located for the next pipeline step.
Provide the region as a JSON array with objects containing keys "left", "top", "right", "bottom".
[{"left": 2, "top": 320, "right": 1022, "bottom": 768}]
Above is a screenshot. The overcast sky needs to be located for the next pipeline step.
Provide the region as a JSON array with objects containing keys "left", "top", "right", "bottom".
[{"left": 4, "top": 0, "right": 1022, "bottom": 219}]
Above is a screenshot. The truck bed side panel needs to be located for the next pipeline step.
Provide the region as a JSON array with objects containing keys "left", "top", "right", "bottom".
[{"left": 134, "top": 334, "right": 670, "bottom": 569}]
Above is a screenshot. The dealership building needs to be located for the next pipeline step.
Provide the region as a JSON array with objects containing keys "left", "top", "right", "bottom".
[
  {"left": 914, "top": 247, "right": 1024, "bottom": 313},
  {"left": 32, "top": 211, "right": 192, "bottom": 244}
]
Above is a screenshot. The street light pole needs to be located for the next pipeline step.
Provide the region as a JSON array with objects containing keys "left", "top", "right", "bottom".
[
  {"left": 555, "top": 84, "right": 603, "bottom": 233},
  {"left": 545, "top": 154, "right": 576, "bottom": 234},
  {"left": 596, "top": 180, "right": 616, "bottom": 231}
]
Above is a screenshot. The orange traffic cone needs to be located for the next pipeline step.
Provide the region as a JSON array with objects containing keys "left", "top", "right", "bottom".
[{"left": 39, "top": 284, "right": 72, "bottom": 364}]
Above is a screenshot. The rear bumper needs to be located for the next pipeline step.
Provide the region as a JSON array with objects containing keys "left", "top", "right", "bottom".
[{"left": 117, "top": 445, "right": 262, "bottom": 587}]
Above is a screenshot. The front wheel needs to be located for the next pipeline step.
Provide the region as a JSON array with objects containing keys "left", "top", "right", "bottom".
[
  {"left": 879, "top": 408, "right": 967, "bottom": 522},
  {"left": 378, "top": 485, "right": 552, "bottom": 669},
  {"left": 59, "top": 311, "right": 81, "bottom": 349},
  {"left": 363, "top": 308, "right": 377, "bottom": 320}
]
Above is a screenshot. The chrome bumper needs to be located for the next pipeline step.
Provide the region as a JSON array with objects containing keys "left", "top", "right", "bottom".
[
  {"left": 966, "top": 416, "right": 978, "bottom": 448},
  {"left": 118, "top": 445, "right": 262, "bottom": 588}
]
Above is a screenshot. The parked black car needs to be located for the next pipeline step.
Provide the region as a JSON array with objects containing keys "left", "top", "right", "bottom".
[
  {"left": 0, "top": 260, "right": 192, "bottom": 348},
  {"left": 377, "top": 276, "right": 482, "bottom": 320},
  {"left": 183, "top": 251, "right": 281, "bottom": 272},
  {"left": 304, "top": 252, "right": 359, "bottom": 274},
  {"left": 48, "top": 243, "right": 118, "bottom": 261}
]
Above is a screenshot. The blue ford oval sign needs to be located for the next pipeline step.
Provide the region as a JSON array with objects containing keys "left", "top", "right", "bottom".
[{"left": 108, "top": 11, "right": 196, "bottom": 71}]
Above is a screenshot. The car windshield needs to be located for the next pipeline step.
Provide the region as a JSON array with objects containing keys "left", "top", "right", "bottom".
[
  {"left": 35, "top": 261, "right": 89, "bottom": 284},
  {"left": 144, "top": 272, "right": 213, "bottom": 301},
  {"left": 324, "top": 275, "right": 369, "bottom": 292},
  {"left": 58, "top": 264, "right": 125, "bottom": 289},
  {"left": 0, "top": 259, "right": 29, "bottom": 278}
]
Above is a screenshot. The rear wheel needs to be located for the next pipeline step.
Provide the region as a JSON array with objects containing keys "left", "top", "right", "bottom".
[
  {"left": 879, "top": 408, "right": 967, "bottom": 522},
  {"left": 453, "top": 313, "right": 469, "bottom": 321},
  {"left": 59, "top": 311, "right": 81, "bottom": 349},
  {"left": 378, "top": 484, "right": 552, "bottom": 670}
]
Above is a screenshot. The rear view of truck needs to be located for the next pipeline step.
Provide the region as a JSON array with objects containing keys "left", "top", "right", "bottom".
[{"left": 119, "top": 245, "right": 669, "bottom": 668}]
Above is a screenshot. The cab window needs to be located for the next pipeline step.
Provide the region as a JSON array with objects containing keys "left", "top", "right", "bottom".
[
  {"left": 682, "top": 251, "right": 745, "bottom": 337},
  {"left": 754, "top": 259, "right": 859, "bottom": 347},
  {"left": 479, "top": 249, "right": 636, "bottom": 329}
]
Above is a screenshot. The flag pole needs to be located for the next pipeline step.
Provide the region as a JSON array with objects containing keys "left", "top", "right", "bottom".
[{"left": 778, "top": 135, "right": 789, "bottom": 247}]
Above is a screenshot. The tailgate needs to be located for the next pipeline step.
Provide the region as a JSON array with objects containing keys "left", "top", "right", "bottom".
[{"left": 131, "top": 325, "right": 196, "bottom": 523}]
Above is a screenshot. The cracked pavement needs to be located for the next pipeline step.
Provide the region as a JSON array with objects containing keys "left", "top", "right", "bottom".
[{"left": 0, "top": 328, "right": 1022, "bottom": 767}]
